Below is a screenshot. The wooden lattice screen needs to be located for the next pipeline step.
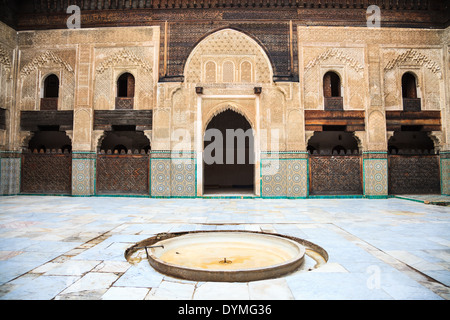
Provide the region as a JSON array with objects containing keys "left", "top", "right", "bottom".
[
  {"left": 388, "top": 155, "right": 440, "bottom": 194},
  {"left": 96, "top": 154, "right": 149, "bottom": 195},
  {"left": 309, "top": 155, "right": 362, "bottom": 195},
  {"left": 21, "top": 151, "right": 72, "bottom": 194}
]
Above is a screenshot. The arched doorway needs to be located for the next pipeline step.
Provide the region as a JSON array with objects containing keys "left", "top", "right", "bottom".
[{"left": 203, "top": 109, "right": 254, "bottom": 195}]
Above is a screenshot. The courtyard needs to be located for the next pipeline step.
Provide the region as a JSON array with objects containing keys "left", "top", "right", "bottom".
[{"left": 0, "top": 195, "right": 449, "bottom": 301}]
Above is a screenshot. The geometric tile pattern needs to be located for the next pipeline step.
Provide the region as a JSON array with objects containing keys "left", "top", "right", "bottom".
[
  {"left": 0, "top": 156, "right": 21, "bottom": 195},
  {"left": 72, "top": 153, "right": 96, "bottom": 196},
  {"left": 150, "top": 158, "right": 171, "bottom": 197},
  {"left": 261, "top": 158, "right": 286, "bottom": 197},
  {"left": 363, "top": 158, "right": 388, "bottom": 198},
  {"left": 441, "top": 157, "right": 450, "bottom": 196},
  {"left": 150, "top": 155, "right": 196, "bottom": 198},
  {"left": 287, "top": 159, "right": 308, "bottom": 198},
  {"left": 261, "top": 153, "right": 308, "bottom": 198},
  {"left": 171, "top": 158, "right": 196, "bottom": 198}
]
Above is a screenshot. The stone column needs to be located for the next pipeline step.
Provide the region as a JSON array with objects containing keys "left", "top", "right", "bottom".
[
  {"left": 441, "top": 152, "right": 450, "bottom": 195},
  {"left": 260, "top": 84, "right": 308, "bottom": 198},
  {"left": 441, "top": 31, "right": 450, "bottom": 195},
  {"left": 363, "top": 44, "right": 389, "bottom": 198},
  {"left": 71, "top": 45, "right": 96, "bottom": 196},
  {"left": 150, "top": 84, "right": 196, "bottom": 198},
  {"left": 0, "top": 23, "right": 20, "bottom": 196}
]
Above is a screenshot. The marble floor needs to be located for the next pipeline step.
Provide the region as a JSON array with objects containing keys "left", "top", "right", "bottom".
[{"left": 0, "top": 195, "right": 449, "bottom": 300}]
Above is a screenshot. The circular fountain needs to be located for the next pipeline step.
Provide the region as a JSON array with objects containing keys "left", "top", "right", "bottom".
[{"left": 125, "top": 230, "right": 328, "bottom": 282}]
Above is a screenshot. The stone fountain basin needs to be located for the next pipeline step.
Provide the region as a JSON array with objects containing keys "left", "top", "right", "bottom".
[{"left": 146, "top": 231, "right": 306, "bottom": 282}]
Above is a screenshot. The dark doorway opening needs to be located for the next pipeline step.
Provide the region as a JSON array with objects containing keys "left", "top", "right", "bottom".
[{"left": 203, "top": 109, "right": 254, "bottom": 195}]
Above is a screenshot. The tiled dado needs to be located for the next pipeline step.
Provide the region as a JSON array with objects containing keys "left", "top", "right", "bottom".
[
  {"left": 260, "top": 152, "right": 308, "bottom": 198},
  {"left": 150, "top": 151, "right": 196, "bottom": 198},
  {"left": 71, "top": 152, "right": 96, "bottom": 196},
  {"left": 441, "top": 152, "right": 450, "bottom": 196},
  {"left": 363, "top": 152, "right": 388, "bottom": 198},
  {"left": 0, "top": 151, "right": 21, "bottom": 195}
]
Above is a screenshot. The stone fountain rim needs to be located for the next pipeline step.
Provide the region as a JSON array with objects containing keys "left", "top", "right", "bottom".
[
  {"left": 149, "top": 231, "right": 306, "bottom": 270},
  {"left": 125, "top": 230, "right": 329, "bottom": 282}
]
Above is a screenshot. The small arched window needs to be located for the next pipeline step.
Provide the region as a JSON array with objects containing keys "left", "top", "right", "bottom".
[
  {"left": 402, "top": 72, "right": 421, "bottom": 111},
  {"left": 323, "top": 71, "right": 341, "bottom": 98},
  {"left": 117, "top": 73, "right": 135, "bottom": 98},
  {"left": 44, "top": 74, "right": 59, "bottom": 98},
  {"left": 402, "top": 72, "right": 417, "bottom": 99},
  {"left": 41, "top": 74, "right": 59, "bottom": 110},
  {"left": 205, "top": 61, "right": 216, "bottom": 82},
  {"left": 222, "top": 61, "right": 235, "bottom": 83},
  {"left": 323, "top": 71, "right": 343, "bottom": 111},
  {"left": 240, "top": 61, "right": 252, "bottom": 82},
  {"left": 116, "top": 73, "right": 135, "bottom": 110}
]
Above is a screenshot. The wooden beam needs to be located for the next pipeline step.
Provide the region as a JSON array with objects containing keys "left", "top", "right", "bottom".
[
  {"left": 20, "top": 111, "right": 73, "bottom": 131},
  {"left": 93, "top": 110, "right": 153, "bottom": 130},
  {"left": 164, "top": 20, "right": 168, "bottom": 76},
  {"left": 289, "top": 20, "right": 294, "bottom": 73}
]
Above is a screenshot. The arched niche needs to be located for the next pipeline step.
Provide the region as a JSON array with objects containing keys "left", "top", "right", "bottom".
[{"left": 184, "top": 28, "right": 273, "bottom": 84}]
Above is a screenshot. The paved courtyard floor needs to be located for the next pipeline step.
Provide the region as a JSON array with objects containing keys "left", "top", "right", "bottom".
[{"left": 0, "top": 195, "right": 449, "bottom": 300}]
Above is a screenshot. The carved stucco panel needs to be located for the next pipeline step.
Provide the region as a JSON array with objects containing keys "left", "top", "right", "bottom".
[
  {"left": 302, "top": 47, "right": 366, "bottom": 110},
  {"left": 18, "top": 50, "right": 76, "bottom": 111},
  {"left": 93, "top": 47, "right": 154, "bottom": 110},
  {"left": 184, "top": 29, "right": 273, "bottom": 84},
  {"left": 383, "top": 48, "right": 443, "bottom": 111}
]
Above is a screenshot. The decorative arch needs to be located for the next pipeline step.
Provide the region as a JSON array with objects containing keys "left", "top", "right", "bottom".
[
  {"left": 203, "top": 106, "right": 255, "bottom": 194},
  {"left": 184, "top": 28, "right": 273, "bottom": 84},
  {"left": 305, "top": 48, "right": 364, "bottom": 74},
  {"left": 203, "top": 101, "right": 255, "bottom": 134},
  {"left": 95, "top": 49, "right": 152, "bottom": 74},
  {"left": 20, "top": 50, "right": 75, "bottom": 111},
  {"left": 20, "top": 51, "right": 74, "bottom": 78},
  {"left": 384, "top": 49, "right": 442, "bottom": 79}
]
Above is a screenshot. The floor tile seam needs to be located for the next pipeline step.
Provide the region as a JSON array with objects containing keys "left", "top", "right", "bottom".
[
  {"left": 3, "top": 229, "right": 117, "bottom": 290},
  {"left": 328, "top": 223, "right": 450, "bottom": 298}
]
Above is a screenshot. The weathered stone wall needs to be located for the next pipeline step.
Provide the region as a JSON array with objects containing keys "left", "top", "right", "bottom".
[
  {"left": 0, "top": 20, "right": 448, "bottom": 197},
  {"left": 298, "top": 26, "right": 448, "bottom": 197}
]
